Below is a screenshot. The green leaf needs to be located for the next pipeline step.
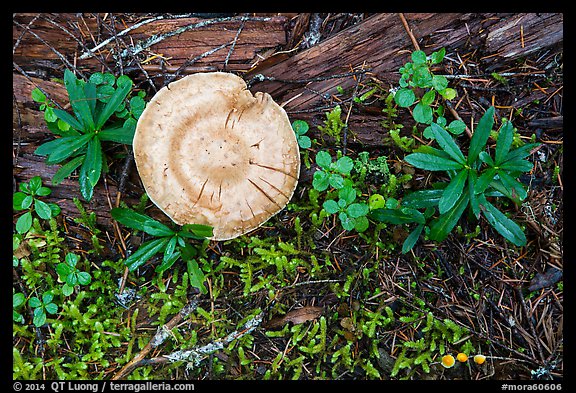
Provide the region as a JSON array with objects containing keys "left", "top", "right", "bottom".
[
  {"left": 316, "top": 151, "right": 332, "bottom": 169},
  {"left": 468, "top": 170, "right": 480, "bottom": 218},
  {"left": 328, "top": 173, "right": 345, "bottom": 189},
  {"left": 96, "top": 78, "right": 132, "bottom": 129},
  {"left": 28, "top": 176, "right": 42, "bottom": 193},
  {"left": 64, "top": 69, "right": 95, "bottom": 131},
  {"left": 323, "top": 200, "right": 340, "bottom": 214},
  {"left": 31, "top": 88, "right": 47, "bottom": 103},
  {"left": 338, "top": 186, "right": 356, "bottom": 205},
  {"left": 495, "top": 120, "right": 514, "bottom": 164},
  {"left": 429, "top": 192, "right": 469, "bottom": 241},
  {"left": 402, "top": 224, "right": 424, "bottom": 254},
  {"left": 52, "top": 155, "right": 85, "bottom": 185},
  {"left": 297, "top": 135, "right": 311, "bottom": 149},
  {"left": 411, "top": 50, "right": 427, "bottom": 64},
  {"left": 474, "top": 167, "right": 498, "bottom": 195},
  {"left": 439, "top": 88, "right": 457, "bottom": 100},
  {"left": 479, "top": 151, "right": 495, "bottom": 167},
  {"left": 83, "top": 137, "right": 103, "bottom": 187},
  {"left": 413, "top": 103, "right": 433, "bottom": 124},
  {"left": 502, "top": 143, "right": 539, "bottom": 162},
  {"left": 13, "top": 192, "right": 27, "bottom": 210},
  {"left": 56, "top": 263, "right": 72, "bottom": 280},
  {"left": 339, "top": 212, "right": 356, "bottom": 231},
  {"left": 65, "top": 252, "right": 80, "bottom": 266},
  {"left": 36, "top": 186, "right": 52, "bottom": 197},
  {"left": 335, "top": 156, "right": 354, "bottom": 174},
  {"left": 34, "top": 199, "right": 53, "bottom": 220},
  {"left": 33, "top": 308, "right": 47, "bottom": 327},
  {"left": 77, "top": 272, "right": 92, "bottom": 285},
  {"left": 499, "top": 159, "right": 534, "bottom": 173},
  {"left": 447, "top": 120, "right": 466, "bottom": 135},
  {"left": 394, "top": 88, "right": 416, "bottom": 108},
  {"left": 42, "top": 292, "right": 54, "bottom": 304},
  {"left": 84, "top": 82, "right": 97, "bottom": 120},
  {"left": 13, "top": 293, "right": 26, "bottom": 308},
  {"left": 180, "top": 224, "right": 213, "bottom": 239},
  {"left": 97, "top": 125, "right": 135, "bottom": 145},
  {"left": 354, "top": 216, "right": 369, "bottom": 232},
  {"left": 430, "top": 122, "right": 466, "bottom": 164},
  {"left": 44, "top": 107, "right": 58, "bottom": 123},
  {"left": 402, "top": 189, "right": 443, "bottom": 209},
  {"left": 347, "top": 203, "right": 369, "bottom": 218},
  {"left": 53, "top": 108, "right": 85, "bottom": 132},
  {"left": 129, "top": 95, "right": 146, "bottom": 119},
  {"left": 156, "top": 251, "right": 181, "bottom": 273},
  {"left": 478, "top": 195, "right": 526, "bottom": 246},
  {"left": 111, "top": 207, "right": 174, "bottom": 237},
  {"left": 312, "top": 171, "right": 330, "bottom": 191},
  {"left": 432, "top": 75, "right": 448, "bottom": 92},
  {"left": 16, "top": 211, "right": 33, "bottom": 234},
  {"left": 124, "top": 237, "right": 170, "bottom": 271},
  {"left": 44, "top": 303, "right": 58, "bottom": 315},
  {"left": 430, "top": 48, "right": 446, "bottom": 64},
  {"left": 439, "top": 169, "right": 468, "bottom": 214},
  {"left": 187, "top": 259, "right": 207, "bottom": 294},
  {"left": 28, "top": 297, "right": 42, "bottom": 308},
  {"left": 405, "top": 153, "right": 464, "bottom": 171},
  {"left": 370, "top": 207, "right": 425, "bottom": 225},
  {"left": 292, "top": 120, "right": 309, "bottom": 135},
  {"left": 496, "top": 170, "right": 528, "bottom": 203},
  {"left": 468, "top": 106, "right": 494, "bottom": 165},
  {"left": 421, "top": 90, "right": 436, "bottom": 106},
  {"left": 21, "top": 195, "right": 33, "bottom": 209},
  {"left": 35, "top": 133, "right": 93, "bottom": 164},
  {"left": 62, "top": 284, "right": 74, "bottom": 297}
]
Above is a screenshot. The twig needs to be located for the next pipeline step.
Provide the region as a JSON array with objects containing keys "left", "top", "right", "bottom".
[
  {"left": 79, "top": 13, "right": 196, "bottom": 59},
  {"left": 398, "top": 13, "right": 420, "bottom": 51},
  {"left": 119, "top": 15, "right": 272, "bottom": 59},
  {"left": 342, "top": 63, "right": 367, "bottom": 155},
  {"left": 112, "top": 298, "right": 200, "bottom": 380},
  {"left": 12, "top": 19, "right": 87, "bottom": 80},
  {"left": 161, "top": 312, "right": 264, "bottom": 369},
  {"left": 247, "top": 69, "right": 371, "bottom": 89},
  {"left": 224, "top": 18, "right": 245, "bottom": 70},
  {"left": 13, "top": 13, "right": 41, "bottom": 55}
]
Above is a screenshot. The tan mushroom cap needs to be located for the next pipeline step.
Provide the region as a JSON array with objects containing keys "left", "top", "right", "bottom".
[{"left": 133, "top": 72, "right": 300, "bottom": 241}]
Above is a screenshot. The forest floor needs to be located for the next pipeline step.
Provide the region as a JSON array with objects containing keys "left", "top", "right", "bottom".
[{"left": 12, "top": 13, "right": 563, "bottom": 381}]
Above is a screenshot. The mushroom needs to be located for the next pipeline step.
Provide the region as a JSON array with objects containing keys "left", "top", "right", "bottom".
[{"left": 133, "top": 72, "right": 300, "bottom": 241}]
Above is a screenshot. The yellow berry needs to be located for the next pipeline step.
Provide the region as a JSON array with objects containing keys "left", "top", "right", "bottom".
[
  {"left": 474, "top": 354, "right": 486, "bottom": 365},
  {"left": 441, "top": 354, "right": 455, "bottom": 368},
  {"left": 456, "top": 353, "right": 468, "bottom": 362}
]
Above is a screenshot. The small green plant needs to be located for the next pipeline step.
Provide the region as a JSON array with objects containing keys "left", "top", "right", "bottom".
[
  {"left": 318, "top": 105, "right": 345, "bottom": 145},
  {"left": 111, "top": 207, "right": 213, "bottom": 293},
  {"left": 394, "top": 48, "right": 466, "bottom": 138},
  {"left": 391, "top": 310, "right": 473, "bottom": 377},
  {"left": 56, "top": 253, "right": 92, "bottom": 296},
  {"left": 33, "top": 69, "right": 145, "bottom": 201},
  {"left": 13, "top": 176, "right": 61, "bottom": 234},
  {"left": 322, "top": 185, "right": 369, "bottom": 232},
  {"left": 13, "top": 292, "right": 26, "bottom": 323},
  {"left": 292, "top": 120, "right": 311, "bottom": 149},
  {"left": 312, "top": 150, "right": 354, "bottom": 192},
  {"left": 373, "top": 107, "right": 539, "bottom": 250},
  {"left": 28, "top": 291, "right": 59, "bottom": 327}
]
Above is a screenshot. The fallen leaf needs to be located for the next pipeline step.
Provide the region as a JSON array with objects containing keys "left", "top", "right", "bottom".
[
  {"left": 528, "top": 267, "right": 562, "bottom": 292},
  {"left": 264, "top": 306, "right": 323, "bottom": 329}
]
